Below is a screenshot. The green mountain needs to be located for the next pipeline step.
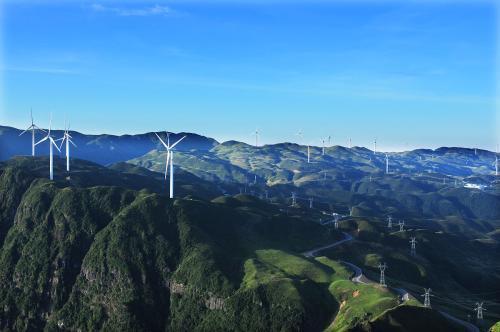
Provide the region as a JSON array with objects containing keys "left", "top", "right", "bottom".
[{"left": 0, "top": 157, "right": 402, "bottom": 331}]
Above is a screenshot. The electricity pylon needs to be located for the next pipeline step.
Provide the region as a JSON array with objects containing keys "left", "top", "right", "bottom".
[
  {"left": 474, "top": 302, "right": 485, "bottom": 320},
  {"left": 378, "top": 262, "right": 387, "bottom": 287},
  {"left": 399, "top": 220, "right": 405, "bottom": 232},
  {"left": 421, "top": 288, "right": 433, "bottom": 308},
  {"left": 410, "top": 237, "right": 417, "bottom": 256}
]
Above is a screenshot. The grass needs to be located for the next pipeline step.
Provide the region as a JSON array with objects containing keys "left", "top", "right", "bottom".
[{"left": 241, "top": 248, "right": 406, "bottom": 331}]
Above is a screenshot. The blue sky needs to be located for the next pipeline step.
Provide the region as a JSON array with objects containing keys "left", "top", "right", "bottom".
[{"left": 0, "top": 0, "right": 498, "bottom": 151}]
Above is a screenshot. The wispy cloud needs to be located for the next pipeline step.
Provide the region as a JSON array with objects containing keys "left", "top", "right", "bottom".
[{"left": 90, "top": 3, "right": 177, "bottom": 17}]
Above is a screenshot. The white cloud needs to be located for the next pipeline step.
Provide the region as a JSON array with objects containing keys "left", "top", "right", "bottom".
[{"left": 90, "top": 3, "right": 176, "bottom": 17}]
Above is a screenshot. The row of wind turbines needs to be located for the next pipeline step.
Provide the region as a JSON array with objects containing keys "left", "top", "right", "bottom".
[
  {"left": 20, "top": 112, "right": 75, "bottom": 180},
  {"left": 20, "top": 112, "right": 185, "bottom": 199}
]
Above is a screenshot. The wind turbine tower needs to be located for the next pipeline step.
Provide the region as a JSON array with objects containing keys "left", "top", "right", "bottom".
[
  {"left": 253, "top": 129, "right": 259, "bottom": 147},
  {"left": 422, "top": 288, "right": 433, "bottom": 308},
  {"left": 155, "top": 132, "right": 187, "bottom": 199},
  {"left": 56, "top": 121, "right": 77, "bottom": 172},
  {"left": 34, "top": 115, "right": 61, "bottom": 180},
  {"left": 309, "top": 197, "right": 313, "bottom": 209},
  {"left": 385, "top": 153, "right": 389, "bottom": 174},
  {"left": 348, "top": 137, "right": 352, "bottom": 149},
  {"left": 321, "top": 138, "right": 326, "bottom": 156},
  {"left": 495, "top": 144, "right": 499, "bottom": 176},
  {"left": 378, "top": 262, "right": 387, "bottom": 287},
  {"left": 19, "top": 109, "right": 46, "bottom": 156},
  {"left": 373, "top": 138, "right": 377, "bottom": 154}
]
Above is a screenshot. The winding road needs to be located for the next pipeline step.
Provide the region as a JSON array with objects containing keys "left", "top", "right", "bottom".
[{"left": 302, "top": 229, "right": 479, "bottom": 332}]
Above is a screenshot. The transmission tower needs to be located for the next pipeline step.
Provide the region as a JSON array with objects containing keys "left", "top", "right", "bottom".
[
  {"left": 378, "top": 262, "right": 387, "bottom": 287},
  {"left": 387, "top": 215, "right": 393, "bottom": 228},
  {"left": 410, "top": 237, "right": 417, "bottom": 256},
  {"left": 291, "top": 192, "right": 297, "bottom": 207},
  {"left": 399, "top": 220, "right": 405, "bottom": 232},
  {"left": 474, "top": 302, "right": 486, "bottom": 320},
  {"left": 421, "top": 288, "right": 432, "bottom": 308}
]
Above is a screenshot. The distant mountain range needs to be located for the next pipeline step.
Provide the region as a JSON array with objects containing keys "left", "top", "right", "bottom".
[
  {"left": 1, "top": 125, "right": 497, "bottom": 178},
  {"left": 0, "top": 125, "right": 218, "bottom": 165}
]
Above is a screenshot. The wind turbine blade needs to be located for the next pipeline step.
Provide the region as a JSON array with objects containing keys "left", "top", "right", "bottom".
[
  {"left": 170, "top": 135, "right": 187, "bottom": 149},
  {"left": 51, "top": 138, "right": 61, "bottom": 152},
  {"left": 57, "top": 137, "right": 66, "bottom": 150},
  {"left": 34, "top": 136, "right": 48, "bottom": 146},
  {"left": 19, "top": 128, "right": 30, "bottom": 136},
  {"left": 155, "top": 132, "right": 168, "bottom": 148},
  {"left": 33, "top": 125, "right": 47, "bottom": 132},
  {"left": 69, "top": 139, "right": 77, "bottom": 147}
]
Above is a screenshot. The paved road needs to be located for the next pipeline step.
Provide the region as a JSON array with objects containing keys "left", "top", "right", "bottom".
[
  {"left": 302, "top": 232, "right": 353, "bottom": 258},
  {"left": 302, "top": 229, "right": 479, "bottom": 331}
]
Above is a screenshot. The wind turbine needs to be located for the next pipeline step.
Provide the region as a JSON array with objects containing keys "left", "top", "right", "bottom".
[
  {"left": 373, "top": 138, "right": 377, "bottom": 154},
  {"left": 321, "top": 138, "right": 326, "bottom": 156},
  {"left": 495, "top": 144, "right": 498, "bottom": 176},
  {"left": 385, "top": 153, "right": 389, "bottom": 174},
  {"left": 34, "top": 115, "right": 61, "bottom": 180},
  {"left": 19, "top": 109, "right": 46, "bottom": 156},
  {"left": 155, "top": 132, "right": 187, "bottom": 199},
  {"left": 252, "top": 128, "right": 260, "bottom": 147},
  {"left": 296, "top": 130, "right": 310, "bottom": 163},
  {"left": 56, "top": 121, "right": 77, "bottom": 172}
]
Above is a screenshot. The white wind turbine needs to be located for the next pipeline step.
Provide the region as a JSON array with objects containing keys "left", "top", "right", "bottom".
[
  {"left": 56, "top": 121, "right": 77, "bottom": 172},
  {"left": 252, "top": 128, "right": 260, "bottom": 147},
  {"left": 19, "top": 109, "right": 46, "bottom": 156},
  {"left": 155, "top": 132, "right": 187, "bottom": 198},
  {"left": 35, "top": 115, "right": 61, "bottom": 180},
  {"left": 296, "top": 130, "right": 310, "bottom": 163}
]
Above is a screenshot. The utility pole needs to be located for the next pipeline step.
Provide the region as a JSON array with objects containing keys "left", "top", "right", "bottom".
[
  {"left": 387, "top": 215, "right": 393, "bottom": 229},
  {"left": 421, "top": 288, "right": 432, "bottom": 308},
  {"left": 309, "top": 197, "right": 314, "bottom": 209},
  {"left": 410, "top": 237, "right": 417, "bottom": 256},
  {"left": 474, "top": 302, "right": 485, "bottom": 320},
  {"left": 378, "top": 262, "right": 387, "bottom": 287},
  {"left": 399, "top": 220, "right": 405, "bottom": 232},
  {"left": 291, "top": 192, "right": 297, "bottom": 207}
]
